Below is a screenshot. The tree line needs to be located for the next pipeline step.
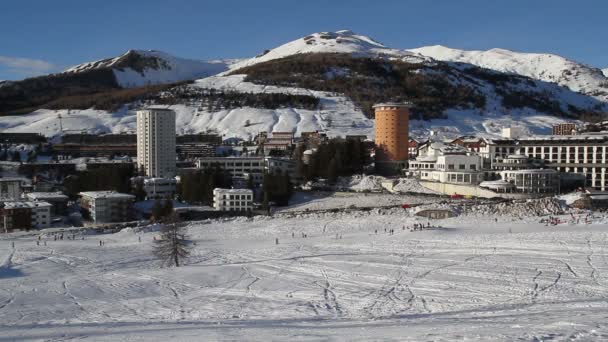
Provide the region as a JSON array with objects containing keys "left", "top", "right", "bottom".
[
  {"left": 152, "top": 86, "right": 320, "bottom": 111},
  {"left": 294, "top": 138, "right": 370, "bottom": 183},
  {"left": 177, "top": 166, "right": 233, "bottom": 205}
]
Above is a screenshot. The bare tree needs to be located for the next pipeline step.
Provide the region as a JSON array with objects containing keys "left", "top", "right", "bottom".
[{"left": 153, "top": 214, "right": 190, "bottom": 267}]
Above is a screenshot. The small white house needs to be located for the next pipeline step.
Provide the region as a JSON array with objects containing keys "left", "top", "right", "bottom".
[{"left": 213, "top": 188, "right": 253, "bottom": 212}]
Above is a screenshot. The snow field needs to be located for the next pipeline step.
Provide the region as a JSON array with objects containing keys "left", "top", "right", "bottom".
[{"left": 1, "top": 208, "right": 608, "bottom": 340}]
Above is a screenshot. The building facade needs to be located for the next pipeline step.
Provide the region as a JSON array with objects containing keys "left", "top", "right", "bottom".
[
  {"left": 24, "top": 192, "right": 69, "bottom": 216},
  {"left": 553, "top": 123, "right": 577, "bottom": 135},
  {"left": 143, "top": 178, "right": 177, "bottom": 200},
  {"left": 136, "top": 108, "right": 176, "bottom": 178},
  {"left": 488, "top": 134, "right": 608, "bottom": 191},
  {"left": 79, "top": 191, "right": 135, "bottom": 223},
  {"left": 0, "top": 178, "right": 30, "bottom": 200},
  {"left": 195, "top": 157, "right": 265, "bottom": 182},
  {"left": 213, "top": 188, "right": 253, "bottom": 212},
  {"left": 373, "top": 103, "right": 411, "bottom": 174},
  {"left": 0, "top": 201, "right": 52, "bottom": 231}
]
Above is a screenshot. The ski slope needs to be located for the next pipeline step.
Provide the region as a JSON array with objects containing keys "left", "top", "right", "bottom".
[{"left": 2, "top": 203, "right": 608, "bottom": 340}]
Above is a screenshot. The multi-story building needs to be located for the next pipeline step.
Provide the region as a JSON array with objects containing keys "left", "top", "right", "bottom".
[
  {"left": 0, "top": 178, "right": 30, "bottom": 200},
  {"left": 143, "top": 178, "right": 177, "bottom": 200},
  {"left": 552, "top": 123, "right": 577, "bottom": 136},
  {"left": 213, "top": 188, "right": 253, "bottom": 212},
  {"left": 409, "top": 143, "right": 484, "bottom": 185},
  {"left": 24, "top": 192, "right": 69, "bottom": 216},
  {"left": 265, "top": 157, "right": 297, "bottom": 182},
  {"left": 79, "top": 191, "right": 135, "bottom": 223},
  {"left": 195, "top": 157, "right": 265, "bottom": 181},
  {"left": 373, "top": 103, "right": 411, "bottom": 174},
  {"left": 488, "top": 134, "right": 608, "bottom": 191},
  {"left": 136, "top": 108, "right": 176, "bottom": 178},
  {"left": 0, "top": 201, "right": 52, "bottom": 231}
]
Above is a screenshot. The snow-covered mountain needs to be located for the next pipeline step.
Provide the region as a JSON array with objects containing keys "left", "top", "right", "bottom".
[
  {"left": 64, "top": 49, "right": 233, "bottom": 88},
  {"left": 227, "top": 30, "right": 428, "bottom": 72},
  {"left": 1, "top": 30, "right": 607, "bottom": 140},
  {"left": 603, "top": 68, "right": 608, "bottom": 77},
  {"left": 408, "top": 45, "right": 608, "bottom": 101}
]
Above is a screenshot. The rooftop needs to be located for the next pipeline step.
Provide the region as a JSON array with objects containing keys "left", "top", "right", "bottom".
[
  {"left": 2, "top": 200, "right": 52, "bottom": 209},
  {"left": 25, "top": 192, "right": 69, "bottom": 200},
  {"left": 79, "top": 191, "right": 136, "bottom": 200},
  {"left": 372, "top": 102, "right": 413, "bottom": 108},
  {"left": 213, "top": 188, "right": 253, "bottom": 194}
]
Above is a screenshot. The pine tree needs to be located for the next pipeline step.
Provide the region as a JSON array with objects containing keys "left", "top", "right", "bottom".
[
  {"left": 151, "top": 199, "right": 163, "bottom": 221},
  {"left": 153, "top": 214, "right": 190, "bottom": 267}
]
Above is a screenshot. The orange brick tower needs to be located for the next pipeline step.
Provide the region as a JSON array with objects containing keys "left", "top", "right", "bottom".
[{"left": 374, "top": 102, "right": 411, "bottom": 174}]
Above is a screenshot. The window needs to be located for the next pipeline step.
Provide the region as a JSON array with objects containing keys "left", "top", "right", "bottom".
[
  {"left": 459, "top": 164, "right": 465, "bottom": 170},
  {"left": 470, "top": 164, "right": 476, "bottom": 170},
  {"left": 448, "top": 164, "right": 454, "bottom": 170}
]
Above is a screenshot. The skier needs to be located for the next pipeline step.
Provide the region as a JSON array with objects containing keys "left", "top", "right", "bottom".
[
  {"left": 99, "top": 240, "right": 103, "bottom": 247},
  {"left": 275, "top": 238, "right": 279, "bottom": 245},
  {"left": 138, "top": 236, "right": 141, "bottom": 243}
]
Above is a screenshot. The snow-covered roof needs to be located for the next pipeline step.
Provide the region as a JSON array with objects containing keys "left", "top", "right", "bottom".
[
  {"left": 79, "top": 191, "right": 135, "bottom": 200},
  {"left": 2, "top": 201, "right": 52, "bottom": 209},
  {"left": 479, "top": 180, "right": 515, "bottom": 188},
  {"left": 372, "top": 102, "right": 413, "bottom": 108},
  {"left": 25, "top": 192, "right": 68, "bottom": 200},
  {"left": 213, "top": 188, "right": 253, "bottom": 194}
]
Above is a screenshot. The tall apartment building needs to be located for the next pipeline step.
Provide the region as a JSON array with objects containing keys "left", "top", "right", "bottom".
[
  {"left": 136, "top": 108, "right": 176, "bottom": 178},
  {"left": 373, "top": 103, "right": 411, "bottom": 174}
]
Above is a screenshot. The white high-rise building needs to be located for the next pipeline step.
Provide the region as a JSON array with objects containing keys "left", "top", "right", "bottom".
[{"left": 136, "top": 108, "right": 176, "bottom": 178}]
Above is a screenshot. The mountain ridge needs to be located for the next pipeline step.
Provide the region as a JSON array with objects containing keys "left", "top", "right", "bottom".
[
  {"left": 408, "top": 45, "right": 608, "bottom": 101},
  {"left": 64, "top": 49, "right": 233, "bottom": 88}
]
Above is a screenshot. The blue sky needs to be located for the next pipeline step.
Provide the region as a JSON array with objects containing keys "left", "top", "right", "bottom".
[{"left": 1, "top": 0, "right": 606, "bottom": 80}]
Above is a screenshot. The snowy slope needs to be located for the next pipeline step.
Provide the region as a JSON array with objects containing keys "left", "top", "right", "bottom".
[
  {"left": 603, "top": 68, "right": 608, "bottom": 77},
  {"left": 64, "top": 50, "right": 233, "bottom": 88},
  {"left": 2, "top": 205, "right": 608, "bottom": 340},
  {"left": 0, "top": 75, "right": 373, "bottom": 140},
  {"left": 228, "top": 30, "right": 428, "bottom": 72},
  {"left": 409, "top": 45, "right": 608, "bottom": 101},
  {"left": 0, "top": 73, "right": 596, "bottom": 140}
]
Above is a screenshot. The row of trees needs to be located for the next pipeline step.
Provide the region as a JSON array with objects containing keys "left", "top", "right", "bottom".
[
  {"left": 294, "top": 138, "right": 370, "bottom": 183},
  {"left": 63, "top": 165, "right": 135, "bottom": 199},
  {"left": 262, "top": 171, "right": 293, "bottom": 206},
  {"left": 153, "top": 86, "right": 320, "bottom": 111},
  {"left": 177, "top": 166, "right": 233, "bottom": 205}
]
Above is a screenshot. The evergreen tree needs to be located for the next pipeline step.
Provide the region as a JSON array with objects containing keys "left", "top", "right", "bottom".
[
  {"left": 153, "top": 214, "right": 190, "bottom": 267},
  {"left": 151, "top": 199, "right": 164, "bottom": 221},
  {"left": 11, "top": 150, "right": 21, "bottom": 162}
]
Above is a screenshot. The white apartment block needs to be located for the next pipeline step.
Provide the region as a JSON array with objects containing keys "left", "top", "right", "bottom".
[
  {"left": 196, "top": 157, "right": 265, "bottom": 182},
  {"left": 136, "top": 108, "right": 176, "bottom": 178},
  {"left": 410, "top": 152, "right": 484, "bottom": 185},
  {"left": 79, "top": 191, "right": 135, "bottom": 223},
  {"left": 213, "top": 188, "right": 253, "bottom": 212}
]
